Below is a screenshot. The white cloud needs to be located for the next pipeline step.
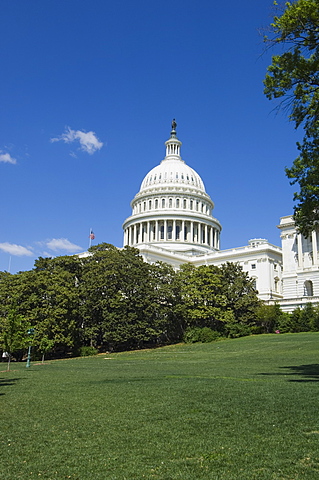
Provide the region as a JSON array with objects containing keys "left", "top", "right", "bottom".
[
  {"left": 46, "top": 238, "right": 82, "bottom": 252},
  {"left": 51, "top": 127, "right": 103, "bottom": 155},
  {"left": 0, "top": 152, "right": 17, "bottom": 164},
  {"left": 0, "top": 243, "right": 33, "bottom": 256}
]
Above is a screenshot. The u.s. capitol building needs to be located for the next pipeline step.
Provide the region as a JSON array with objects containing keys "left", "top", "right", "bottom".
[{"left": 122, "top": 121, "right": 319, "bottom": 313}]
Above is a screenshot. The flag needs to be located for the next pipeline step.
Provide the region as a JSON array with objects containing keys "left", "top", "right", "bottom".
[{"left": 89, "top": 230, "right": 95, "bottom": 240}]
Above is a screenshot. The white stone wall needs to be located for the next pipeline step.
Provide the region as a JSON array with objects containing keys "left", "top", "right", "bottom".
[{"left": 277, "top": 215, "right": 319, "bottom": 311}]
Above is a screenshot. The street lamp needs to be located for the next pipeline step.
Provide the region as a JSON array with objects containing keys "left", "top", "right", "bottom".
[{"left": 26, "top": 328, "right": 35, "bottom": 368}]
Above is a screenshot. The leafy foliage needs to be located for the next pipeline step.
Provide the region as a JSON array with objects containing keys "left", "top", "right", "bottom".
[
  {"left": 0, "top": 308, "right": 30, "bottom": 370},
  {"left": 176, "top": 262, "right": 259, "bottom": 337},
  {"left": 4, "top": 244, "right": 317, "bottom": 357},
  {"left": 264, "top": 0, "right": 319, "bottom": 235},
  {"left": 183, "top": 326, "right": 220, "bottom": 343}
]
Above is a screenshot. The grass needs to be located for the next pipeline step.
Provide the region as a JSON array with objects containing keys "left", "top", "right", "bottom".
[{"left": 1, "top": 333, "right": 319, "bottom": 480}]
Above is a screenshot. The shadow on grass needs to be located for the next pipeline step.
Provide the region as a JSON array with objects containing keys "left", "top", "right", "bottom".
[
  {"left": 259, "top": 364, "right": 319, "bottom": 382},
  {"left": 0, "top": 377, "right": 20, "bottom": 395}
]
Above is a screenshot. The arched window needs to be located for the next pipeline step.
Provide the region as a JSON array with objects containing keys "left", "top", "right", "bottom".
[
  {"left": 155, "top": 199, "right": 158, "bottom": 209},
  {"left": 169, "top": 198, "right": 172, "bottom": 208},
  {"left": 304, "top": 280, "right": 313, "bottom": 296},
  {"left": 176, "top": 198, "right": 180, "bottom": 208},
  {"left": 162, "top": 198, "right": 165, "bottom": 208},
  {"left": 149, "top": 200, "right": 152, "bottom": 210},
  {"left": 190, "top": 200, "right": 193, "bottom": 210},
  {"left": 183, "top": 199, "right": 187, "bottom": 209}
]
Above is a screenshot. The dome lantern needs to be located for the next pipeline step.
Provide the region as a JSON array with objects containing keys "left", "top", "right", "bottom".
[{"left": 164, "top": 119, "right": 182, "bottom": 159}]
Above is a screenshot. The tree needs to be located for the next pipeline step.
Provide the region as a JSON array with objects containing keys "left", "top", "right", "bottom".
[
  {"left": 176, "top": 263, "right": 229, "bottom": 334},
  {"left": 14, "top": 256, "right": 82, "bottom": 357},
  {"left": 264, "top": 0, "right": 319, "bottom": 235},
  {"left": 219, "top": 262, "right": 260, "bottom": 328},
  {"left": 256, "top": 303, "right": 285, "bottom": 334},
  {"left": 0, "top": 308, "right": 29, "bottom": 371},
  {"left": 80, "top": 244, "right": 176, "bottom": 351}
]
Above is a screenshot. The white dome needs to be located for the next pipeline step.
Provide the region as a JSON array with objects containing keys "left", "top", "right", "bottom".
[
  {"left": 122, "top": 121, "right": 221, "bottom": 256},
  {"left": 140, "top": 158, "right": 206, "bottom": 193}
]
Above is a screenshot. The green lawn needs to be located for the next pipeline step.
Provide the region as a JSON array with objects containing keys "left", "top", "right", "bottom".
[{"left": 1, "top": 333, "right": 319, "bottom": 480}]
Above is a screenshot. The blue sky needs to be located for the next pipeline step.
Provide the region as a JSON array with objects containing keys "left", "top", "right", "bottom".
[{"left": 1, "top": 0, "right": 301, "bottom": 273}]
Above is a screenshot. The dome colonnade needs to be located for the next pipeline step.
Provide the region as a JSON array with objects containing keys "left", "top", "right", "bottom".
[{"left": 123, "top": 122, "right": 221, "bottom": 255}]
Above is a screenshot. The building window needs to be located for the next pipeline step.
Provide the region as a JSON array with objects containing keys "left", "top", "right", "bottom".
[
  {"left": 190, "top": 200, "right": 193, "bottom": 210},
  {"left": 169, "top": 198, "right": 172, "bottom": 208},
  {"left": 162, "top": 199, "right": 165, "bottom": 208},
  {"left": 176, "top": 198, "right": 180, "bottom": 208},
  {"left": 183, "top": 199, "right": 187, "bottom": 209},
  {"left": 176, "top": 225, "right": 180, "bottom": 240},
  {"left": 304, "top": 280, "right": 313, "bottom": 296},
  {"left": 155, "top": 199, "right": 158, "bottom": 209},
  {"left": 167, "top": 225, "right": 172, "bottom": 240},
  {"left": 143, "top": 202, "right": 146, "bottom": 211},
  {"left": 251, "top": 264, "right": 256, "bottom": 270},
  {"left": 149, "top": 200, "right": 152, "bottom": 210},
  {"left": 160, "top": 225, "right": 164, "bottom": 240}
]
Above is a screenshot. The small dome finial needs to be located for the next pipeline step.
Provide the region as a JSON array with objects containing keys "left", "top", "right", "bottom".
[{"left": 171, "top": 119, "right": 177, "bottom": 136}]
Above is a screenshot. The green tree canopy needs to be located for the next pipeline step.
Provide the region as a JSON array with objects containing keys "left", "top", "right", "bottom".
[
  {"left": 176, "top": 262, "right": 259, "bottom": 337},
  {"left": 264, "top": 0, "right": 319, "bottom": 235},
  {"left": 0, "top": 308, "right": 30, "bottom": 370}
]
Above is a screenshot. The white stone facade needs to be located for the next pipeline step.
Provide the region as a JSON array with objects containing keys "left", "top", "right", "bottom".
[{"left": 277, "top": 216, "right": 319, "bottom": 312}]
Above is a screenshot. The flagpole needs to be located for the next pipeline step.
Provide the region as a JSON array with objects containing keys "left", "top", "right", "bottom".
[
  {"left": 89, "top": 228, "right": 95, "bottom": 249},
  {"left": 89, "top": 228, "right": 92, "bottom": 249}
]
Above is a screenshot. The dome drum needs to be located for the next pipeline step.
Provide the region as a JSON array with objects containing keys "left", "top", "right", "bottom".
[{"left": 123, "top": 218, "right": 221, "bottom": 253}]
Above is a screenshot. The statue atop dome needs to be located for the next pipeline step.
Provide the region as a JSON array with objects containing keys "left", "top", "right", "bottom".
[
  {"left": 171, "top": 119, "right": 177, "bottom": 131},
  {"left": 171, "top": 119, "right": 177, "bottom": 136}
]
